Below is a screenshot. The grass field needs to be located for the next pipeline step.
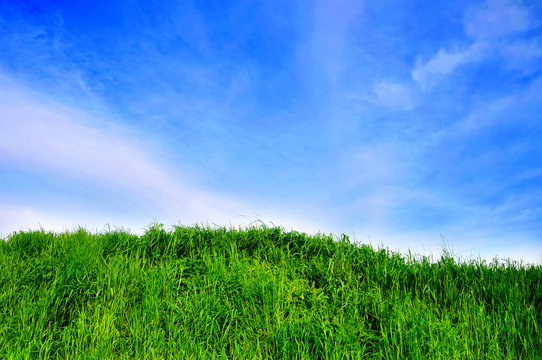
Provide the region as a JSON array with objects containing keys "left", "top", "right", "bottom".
[{"left": 0, "top": 224, "right": 540, "bottom": 359}]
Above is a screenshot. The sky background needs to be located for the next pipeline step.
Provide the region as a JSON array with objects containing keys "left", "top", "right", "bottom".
[{"left": 1, "top": 0, "right": 542, "bottom": 266}]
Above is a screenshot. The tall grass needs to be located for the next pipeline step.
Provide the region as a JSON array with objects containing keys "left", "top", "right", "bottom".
[{"left": 0, "top": 224, "right": 540, "bottom": 359}]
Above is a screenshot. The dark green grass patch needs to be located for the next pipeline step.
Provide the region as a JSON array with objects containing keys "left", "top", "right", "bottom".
[{"left": 0, "top": 224, "right": 540, "bottom": 359}]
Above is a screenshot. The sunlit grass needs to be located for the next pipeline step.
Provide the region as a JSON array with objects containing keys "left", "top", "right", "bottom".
[{"left": 0, "top": 224, "right": 540, "bottom": 359}]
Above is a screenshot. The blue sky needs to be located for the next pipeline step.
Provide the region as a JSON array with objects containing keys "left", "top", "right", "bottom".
[{"left": 1, "top": 0, "right": 542, "bottom": 265}]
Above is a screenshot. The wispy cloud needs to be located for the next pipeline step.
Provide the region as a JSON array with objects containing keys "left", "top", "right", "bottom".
[
  {"left": 372, "top": 80, "right": 416, "bottom": 110},
  {"left": 463, "top": 0, "right": 533, "bottom": 40},
  {"left": 411, "top": 43, "right": 489, "bottom": 87},
  {"left": 0, "top": 72, "right": 338, "bottom": 237},
  {"left": 412, "top": 0, "right": 539, "bottom": 87},
  {"left": 0, "top": 76, "right": 246, "bottom": 230},
  {"left": 500, "top": 38, "right": 542, "bottom": 74}
]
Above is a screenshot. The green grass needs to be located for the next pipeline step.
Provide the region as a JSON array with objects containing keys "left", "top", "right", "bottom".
[{"left": 0, "top": 224, "right": 540, "bottom": 359}]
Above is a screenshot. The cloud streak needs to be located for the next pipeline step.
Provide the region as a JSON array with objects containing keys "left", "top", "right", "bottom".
[
  {"left": 372, "top": 81, "right": 416, "bottom": 110},
  {"left": 0, "top": 76, "right": 248, "bottom": 230},
  {"left": 411, "top": 43, "right": 489, "bottom": 87},
  {"left": 0, "top": 72, "right": 338, "bottom": 239},
  {"left": 412, "top": 0, "right": 539, "bottom": 87},
  {"left": 463, "top": 0, "right": 533, "bottom": 40}
]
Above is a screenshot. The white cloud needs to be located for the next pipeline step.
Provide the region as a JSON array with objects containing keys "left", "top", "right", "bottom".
[
  {"left": 430, "top": 73, "right": 542, "bottom": 144},
  {"left": 430, "top": 95, "right": 515, "bottom": 143},
  {"left": 372, "top": 81, "right": 416, "bottom": 110},
  {"left": 500, "top": 38, "right": 542, "bottom": 73},
  {"left": 346, "top": 143, "right": 411, "bottom": 185},
  {"left": 0, "top": 77, "right": 248, "bottom": 230},
  {"left": 305, "top": 0, "right": 364, "bottom": 86},
  {"left": 0, "top": 74, "right": 336, "bottom": 238},
  {"left": 411, "top": 42, "right": 488, "bottom": 86},
  {"left": 412, "top": 0, "right": 539, "bottom": 87},
  {"left": 334, "top": 142, "right": 423, "bottom": 230},
  {"left": 464, "top": 0, "right": 533, "bottom": 40}
]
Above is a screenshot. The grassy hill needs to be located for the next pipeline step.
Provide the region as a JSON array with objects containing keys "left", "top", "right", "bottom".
[{"left": 0, "top": 224, "right": 540, "bottom": 359}]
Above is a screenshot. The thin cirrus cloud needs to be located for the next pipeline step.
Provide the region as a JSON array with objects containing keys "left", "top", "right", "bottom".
[
  {"left": 372, "top": 81, "right": 416, "bottom": 111},
  {"left": 412, "top": 0, "right": 538, "bottom": 86},
  {"left": 463, "top": 0, "right": 533, "bottom": 40},
  {"left": 0, "top": 77, "right": 249, "bottom": 234},
  {"left": 0, "top": 74, "right": 333, "bottom": 238},
  {"left": 411, "top": 43, "right": 489, "bottom": 87}
]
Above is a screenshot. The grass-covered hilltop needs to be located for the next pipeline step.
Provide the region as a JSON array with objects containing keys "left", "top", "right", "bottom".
[{"left": 1, "top": 224, "right": 540, "bottom": 359}]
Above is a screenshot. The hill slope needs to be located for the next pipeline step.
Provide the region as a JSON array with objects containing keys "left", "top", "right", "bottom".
[{"left": 1, "top": 224, "right": 540, "bottom": 359}]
